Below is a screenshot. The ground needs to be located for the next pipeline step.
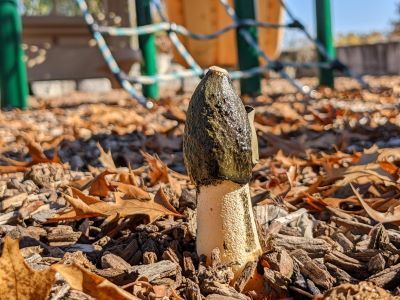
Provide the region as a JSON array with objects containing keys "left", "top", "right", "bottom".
[{"left": 0, "top": 76, "right": 400, "bottom": 299}]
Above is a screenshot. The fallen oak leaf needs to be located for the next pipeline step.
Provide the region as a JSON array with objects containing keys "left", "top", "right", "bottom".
[
  {"left": 118, "top": 168, "right": 139, "bottom": 186},
  {"left": 41, "top": 134, "right": 73, "bottom": 150},
  {"left": 70, "top": 186, "right": 102, "bottom": 205},
  {"left": 107, "top": 192, "right": 183, "bottom": 222},
  {"left": 141, "top": 151, "right": 182, "bottom": 195},
  {"left": 351, "top": 183, "right": 400, "bottom": 223},
  {"left": 20, "top": 133, "right": 61, "bottom": 165},
  {"left": 47, "top": 193, "right": 104, "bottom": 221},
  {"left": 356, "top": 146, "right": 400, "bottom": 165},
  {"left": 53, "top": 263, "right": 138, "bottom": 300},
  {"left": 89, "top": 169, "right": 116, "bottom": 197},
  {"left": 319, "top": 197, "right": 360, "bottom": 209},
  {"left": 0, "top": 165, "right": 29, "bottom": 174},
  {"left": 0, "top": 135, "right": 62, "bottom": 173},
  {"left": 379, "top": 161, "right": 399, "bottom": 176},
  {"left": 259, "top": 132, "right": 307, "bottom": 158},
  {"left": 0, "top": 236, "right": 56, "bottom": 300},
  {"left": 141, "top": 151, "right": 169, "bottom": 185},
  {"left": 69, "top": 176, "right": 95, "bottom": 190},
  {"left": 0, "top": 154, "right": 31, "bottom": 167},
  {"left": 163, "top": 105, "right": 186, "bottom": 123},
  {"left": 154, "top": 184, "right": 180, "bottom": 214},
  {"left": 326, "top": 163, "right": 396, "bottom": 187},
  {"left": 47, "top": 192, "right": 182, "bottom": 223},
  {"left": 97, "top": 142, "right": 117, "bottom": 170},
  {"left": 112, "top": 181, "right": 151, "bottom": 200}
]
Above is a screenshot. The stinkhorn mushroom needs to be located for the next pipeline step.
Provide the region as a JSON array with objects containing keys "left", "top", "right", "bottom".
[{"left": 183, "top": 66, "right": 262, "bottom": 273}]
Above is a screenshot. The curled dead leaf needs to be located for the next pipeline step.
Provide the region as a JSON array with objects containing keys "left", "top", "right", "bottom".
[
  {"left": 53, "top": 263, "right": 138, "bottom": 300},
  {"left": 141, "top": 152, "right": 182, "bottom": 195},
  {"left": 0, "top": 134, "right": 62, "bottom": 174},
  {"left": 0, "top": 236, "right": 56, "bottom": 300},
  {"left": 351, "top": 184, "right": 400, "bottom": 223},
  {"left": 89, "top": 169, "right": 116, "bottom": 197},
  {"left": 97, "top": 142, "right": 117, "bottom": 170},
  {"left": 47, "top": 191, "right": 182, "bottom": 223},
  {"left": 113, "top": 181, "right": 151, "bottom": 200},
  {"left": 141, "top": 151, "right": 169, "bottom": 185}
]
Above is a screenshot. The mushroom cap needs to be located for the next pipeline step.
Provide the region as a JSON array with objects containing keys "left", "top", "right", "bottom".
[{"left": 183, "top": 66, "right": 253, "bottom": 186}]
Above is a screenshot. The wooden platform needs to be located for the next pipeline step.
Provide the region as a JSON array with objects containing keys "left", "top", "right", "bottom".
[{"left": 23, "top": 1, "right": 140, "bottom": 87}]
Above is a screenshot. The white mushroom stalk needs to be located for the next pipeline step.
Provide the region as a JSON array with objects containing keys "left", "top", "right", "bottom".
[{"left": 183, "top": 66, "right": 262, "bottom": 274}]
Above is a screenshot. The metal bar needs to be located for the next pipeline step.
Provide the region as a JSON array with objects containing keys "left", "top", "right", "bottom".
[
  {"left": 125, "top": 60, "right": 332, "bottom": 85},
  {"left": 98, "top": 19, "right": 292, "bottom": 37},
  {"left": 220, "top": 0, "right": 310, "bottom": 95},
  {"left": 151, "top": 0, "right": 203, "bottom": 75},
  {"left": 0, "top": 0, "right": 28, "bottom": 109},
  {"left": 75, "top": 0, "right": 152, "bottom": 108},
  {"left": 135, "top": 0, "right": 159, "bottom": 99},
  {"left": 315, "top": 0, "right": 335, "bottom": 87},
  {"left": 234, "top": 0, "right": 261, "bottom": 95}
]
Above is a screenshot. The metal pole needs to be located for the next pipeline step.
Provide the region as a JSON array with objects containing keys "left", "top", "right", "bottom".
[
  {"left": 135, "top": 0, "right": 159, "bottom": 99},
  {"left": 315, "top": 0, "right": 335, "bottom": 88},
  {"left": 0, "top": 0, "right": 28, "bottom": 109},
  {"left": 234, "top": 0, "right": 261, "bottom": 95}
]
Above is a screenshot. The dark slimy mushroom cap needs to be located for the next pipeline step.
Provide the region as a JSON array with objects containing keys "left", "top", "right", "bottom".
[{"left": 183, "top": 66, "right": 253, "bottom": 186}]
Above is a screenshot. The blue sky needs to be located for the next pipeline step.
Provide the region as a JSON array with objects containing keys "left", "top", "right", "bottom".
[
  {"left": 284, "top": 0, "right": 399, "bottom": 34},
  {"left": 283, "top": 0, "right": 398, "bottom": 34},
  {"left": 282, "top": 0, "right": 399, "bottom": 47}
]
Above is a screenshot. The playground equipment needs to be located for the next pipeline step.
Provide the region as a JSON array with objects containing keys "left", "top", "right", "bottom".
[
  {"left": 316, "top": 0, "right": 335, "bottom": 87},
  {"left": 0, "top": 0, "right": 369, "bottom": 109},
  {"left": 0, "top": 0, "right": 28, "bottom": 109},
  {"left": 75, "top": 0, "right": 369, "bottom": 109},
  {"left": 166, "top": 0, "right": 284, "bottom": 67}
]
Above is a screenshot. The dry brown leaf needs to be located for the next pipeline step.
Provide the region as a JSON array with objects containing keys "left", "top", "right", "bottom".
[
  {"left": 53, "top": 263, "right": 138, "bottom": 300},
  {"left": 47, "top": 192, "right": 182, "bottom": 223},
  {"left": 154, "top": 185, "right": 180, "bottom": 215},
  {"left": 377, "top": 148, "right": 400, "bottom": 163},
  {"left": 21, "top": 134, "right": 61, "bottom": 165},
  {"left": 89, "top": 170, "right": 116, "bottom": 197},
  {"left": 112, "top": 182, "right": 151, "bottom": 200},
  {"left": 327, "top": 163, "right": 396, "bottom": 187},
  {"left": 41, "top": 134, "right": 73, "bottom": 150},
  {"left": 357, "top": 146, "right": 400, "bottom": 165},
  {"left": 97, "top": 142, "right": 117, "bottom": 170},
  {"left": 0, "top": 236, "right": 56, "bottom": 300},
  {"left": 71, "top": 187, "right": 102, "bottom": 205},
  {"left": 69, "top": 176, "right": 93, "bottom": 189},
  {"left": 163, "top": 106, "right": 186, "bottom": 123},
  {"left": 260, "top": 132, "right": 307, "bottom": 158},
  {"left": 319, "top": 197, "right": 360, "bottom": 208},
  {"left": 141, "top": 151, "right": 169, "bottom": 185},
  {"left": 275, "top": 150, "right": 307, "bottom": 167},
  {"left": 379, "top": 161, "right": 399, "bottom": 176},
  {"left": 0, "top": 134, "right": 62, "bottom": 173},
  {"left": 119, "top": 169, "right": 139, "bottom": 186},
  {"left": 351, "top": 184, "right": 400, "bottom": 223},
  {"left": 0, "top": 165, "right": 29, "bottom": 174},
  {"left": 141, "top": 152, "right": 182, "bottom": 195}
]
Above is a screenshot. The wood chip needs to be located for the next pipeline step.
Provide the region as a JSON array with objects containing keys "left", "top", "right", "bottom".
[
  {"left": 234, "top": 261, "right": 258, "bottom": 292},
  {"left": 369, "top": 263, "right": 400, "bottom": 289},
  {"left": 267, "top": 234, "right": 331, "bottom": 257},
  {"left": 291, "top": 249, "right": 335, "bottom": 290},
  {"left": 47, "top": 226, "right": 81, "bottom": 247}
]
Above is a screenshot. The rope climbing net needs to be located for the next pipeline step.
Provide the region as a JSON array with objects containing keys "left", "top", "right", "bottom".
[{"left": 75, "top": 0, "right": 369, "bottom": 108}]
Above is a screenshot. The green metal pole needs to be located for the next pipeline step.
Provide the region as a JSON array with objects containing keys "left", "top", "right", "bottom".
[
  {"left": 0, "top": 0, "right": 28, "bottom": 109},
  {"left": 234, "top": 0, "right": 261, "bottom": 95},
  {"left": 315, "top": 0, "right": 335, "bottom": 88},
  {"left": 135, "top": 0, "right": 159, "bottom": 99}
]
